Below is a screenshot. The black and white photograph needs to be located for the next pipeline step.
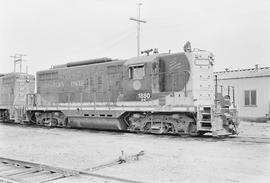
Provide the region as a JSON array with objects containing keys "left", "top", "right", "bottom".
[{"left": 0, "top": 0, "right": 269, "bottom": 182}]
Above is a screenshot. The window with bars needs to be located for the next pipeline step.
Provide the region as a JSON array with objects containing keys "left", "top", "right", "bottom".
[{"left": 244, "top": 90, "right": 257, "bottom": 106}]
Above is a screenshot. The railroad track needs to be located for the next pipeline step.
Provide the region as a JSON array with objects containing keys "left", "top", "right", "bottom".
[
  {"left": 221, "top": 136, "right": 270, "bottom": 144},
  {"left": 0, "top": 157, "right": 144, "bottom": 183},
  {"left": 0, "top": 157, "right": 78, "bottom": 183},
  {"left": 1, "top": 122, "right": 269, "bottom": 144},
  {"left": 183, "top": 135, "right": 270, "bottom": 144}
]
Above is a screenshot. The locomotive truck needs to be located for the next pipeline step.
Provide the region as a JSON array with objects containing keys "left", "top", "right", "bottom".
[{"left": 21, "top": 47, "right": 238, "bottom": 136}]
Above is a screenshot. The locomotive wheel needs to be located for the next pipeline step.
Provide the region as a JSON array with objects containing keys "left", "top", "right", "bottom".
[
  {"left": 188, "top": 122, "right": 198, "bottom": 136},
  {"left": 43, "top": 118, "right": 58, "bottom": 127},
  {"left": 143, "top": 122, "right": 151, "bottom": 132},
  {"left": 33, "top": 112, "right": 66, "bottom": 127},
  {"left": 196, "top": 131, "right": 206, "bottom": 136}
]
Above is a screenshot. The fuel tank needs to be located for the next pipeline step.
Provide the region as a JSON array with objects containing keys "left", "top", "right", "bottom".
[{"left": 67, "top": 116, "right": 127, "bottom": 130}]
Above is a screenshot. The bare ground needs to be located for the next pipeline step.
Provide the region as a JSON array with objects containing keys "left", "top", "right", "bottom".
[{"left": 0, "top": 122, "right": 269, "bottom": 183}]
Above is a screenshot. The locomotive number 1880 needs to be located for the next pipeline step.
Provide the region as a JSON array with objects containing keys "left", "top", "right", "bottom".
[{"left": 137, "top": 92, "right": 151, "bottom": 101}]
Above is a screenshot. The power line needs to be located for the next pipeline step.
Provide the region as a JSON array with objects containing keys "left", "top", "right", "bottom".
[
  {"left": 129, "top": 3, "right": 147, "bottom": 57},
  {"left": 94, "top": 29, "right": 135, "bottom": 56},
  {"left": 10, "top": 53, "right": 26, "bottom": 73}
]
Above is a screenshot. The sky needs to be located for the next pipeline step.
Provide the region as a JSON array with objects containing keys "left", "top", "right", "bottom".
[{"left": 0, "top": 0, "right": 269, "bottom": 75}]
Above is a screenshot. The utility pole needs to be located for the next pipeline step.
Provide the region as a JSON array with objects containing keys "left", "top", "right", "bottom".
[
  {"left": 10, "top": 53, "right": 26, "bottom": 73},
  {"left": 130, "top": 3, "right": 147, "bottom": 57}
]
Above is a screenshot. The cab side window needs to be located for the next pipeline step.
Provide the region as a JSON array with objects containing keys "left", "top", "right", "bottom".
[{"left": 128, "top": 64, "right": 145, "bottom": 79}]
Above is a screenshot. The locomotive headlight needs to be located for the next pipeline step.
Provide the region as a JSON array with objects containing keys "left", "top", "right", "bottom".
[{"left": 133, "top": 80, "right": 141, "bottom": 90}]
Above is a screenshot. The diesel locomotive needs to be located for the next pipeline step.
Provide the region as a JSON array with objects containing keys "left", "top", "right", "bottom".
[{"left": 0, "top": 46, "right": 239, "bottom": 136}]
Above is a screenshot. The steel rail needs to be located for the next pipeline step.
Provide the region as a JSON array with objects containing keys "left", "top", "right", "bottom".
[{"left": 0, "top": 157, "right": 145, "bottom": 183}]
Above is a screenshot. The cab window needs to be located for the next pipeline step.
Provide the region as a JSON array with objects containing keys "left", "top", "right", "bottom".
[{"left": 129, "top": 64, "right": 145, "bottom": 79}]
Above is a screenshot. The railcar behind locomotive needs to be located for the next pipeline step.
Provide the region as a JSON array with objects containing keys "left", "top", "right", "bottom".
[
  {"left": 0, "top": 73, "right": 35, "bottom": 122},
  {"left": 24, "top": 46, "right": 239, "bottom": 136}
]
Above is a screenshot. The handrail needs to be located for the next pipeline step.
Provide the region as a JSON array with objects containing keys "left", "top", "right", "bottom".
[{"left": 215, "top": 75, "right": 236, "bottom": 108}]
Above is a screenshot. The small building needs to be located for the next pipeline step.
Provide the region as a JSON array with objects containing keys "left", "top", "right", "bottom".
[{"left": 215, "top": 65, "right": 270, "bottom": 122}]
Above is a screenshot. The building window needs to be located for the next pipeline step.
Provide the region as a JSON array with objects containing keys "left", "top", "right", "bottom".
[
  {"left": 244, "top": 90, "right": 256, "bottom": 106},
  {"left": 128, "top": 64, "right": 145, "bottom": 80}
]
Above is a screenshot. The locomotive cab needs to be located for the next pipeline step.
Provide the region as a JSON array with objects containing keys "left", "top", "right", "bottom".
[
  {"left": 123, "top": 52, "right": 192, "bottom": 104},
  {"left": 123, "top": 54, "right": 160, "bottom": 102}
]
